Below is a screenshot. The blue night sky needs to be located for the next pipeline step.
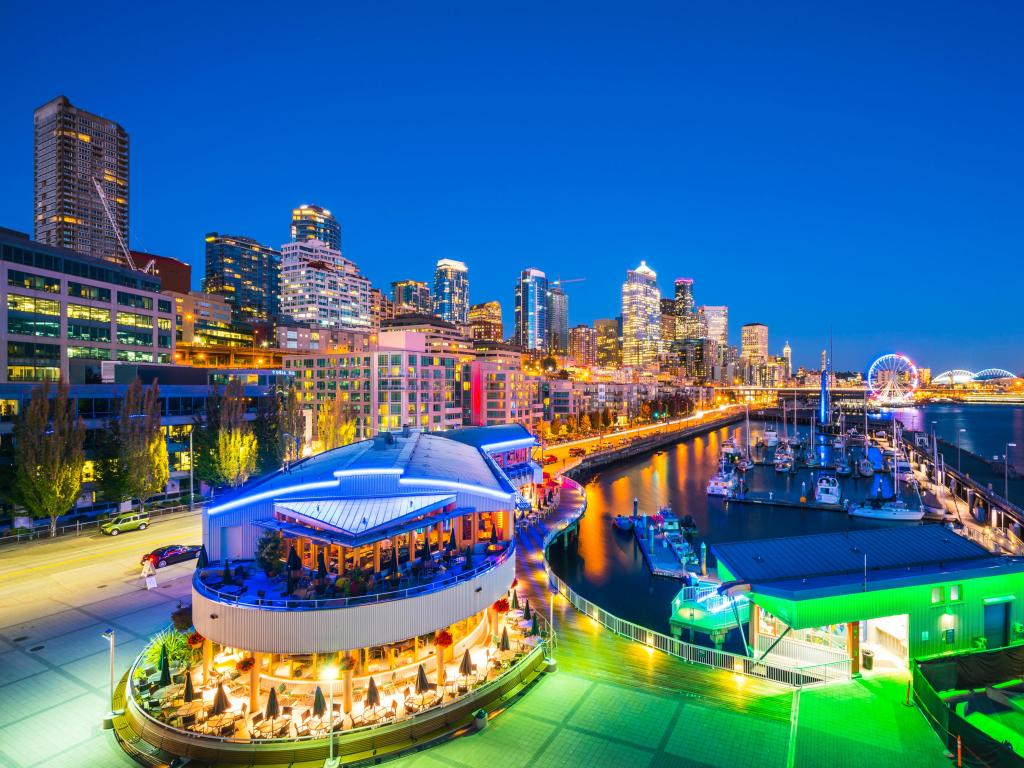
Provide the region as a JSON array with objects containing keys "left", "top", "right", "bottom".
[{"left": 1, "top": 2, "right": 1021, "bottom": 373}]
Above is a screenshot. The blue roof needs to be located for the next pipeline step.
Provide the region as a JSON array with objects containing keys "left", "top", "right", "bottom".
[
  {"left": 445, "top": 424, "right": 537, "bottom": 451},
  {"left": 713, "top": 526, "right": 1024, "bottom": 599}
]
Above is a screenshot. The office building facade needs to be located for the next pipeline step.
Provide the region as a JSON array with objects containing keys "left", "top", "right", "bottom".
[
  {"left": 547, "top": 285, "right": 568, "bottom": 355},
  {"left": 468, "top": 301, "right": 504, "bottom": 342},
  {"left": 595, "top": 318, "right": 621, "bottom": 367},
  {"left": 391, "top": 279, "right": 432, "bottom": 314},
  {"left": 432, "top": 259, "right": 469, "bottom": 325},
  {"left": 741, "top": 323, "right": 769, "bottom": 361},
  {"left": 203, "top": 233, "right": 280, "bottom": 323},
  {"left": 33, "top": 96, "right": 130, "bottom": 265},
  {"left": 279, "top": 240, "right": 371, "bottom": 330},
  {"left": 513, "top": 268, "right": 548, "bottom": 351},
  {"left": 568, "top": 324, "right": 597, "bottom": 367},
  {"left": 621, "top": 261, "right": 661, "bottom": 368},
  {"left": 698, "top": 305, "right": 729, "bottom": 347},
  {"left": 290, "top": 204, "right": 341, "bottom": 250}
]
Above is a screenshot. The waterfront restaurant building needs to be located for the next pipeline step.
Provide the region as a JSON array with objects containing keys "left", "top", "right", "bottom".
[
  {"left": 706, "top": 527, "right": 1024, "bottom": 675},
  {"left": 119, "top": 425, "right": 549, "bottom": 761}
]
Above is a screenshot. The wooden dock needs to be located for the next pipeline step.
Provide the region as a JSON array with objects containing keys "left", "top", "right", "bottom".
[
  {"left": 632, "top": 521, "right": 689, "bottom": 578},
  {"left": 726, "top": 494, "right": 847, "bottom": 513}
]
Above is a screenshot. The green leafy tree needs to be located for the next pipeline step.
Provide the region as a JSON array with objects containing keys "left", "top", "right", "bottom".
[
  {"left": 550, "top": 416, "right": 563, "bottom": 438},
  {"left": 280, "top": 385, "right": 305, "bottom": 463},
  {"left": 590, "top": 410, "right": 603, "bottom": 431},
  {"left": 580, "top": 412, "right": 592, "bottom": 434},
  {"left": 96, "top": 378, "right": 169, "bottom": 512},
  {"left": 602, "top": 407, "right": 614, "bottom": 428},
  {"left": 13, "top": 381, "right": 86, "bottom": 536},
  {"left": 216, "top": 380, "right": 257, "bottom": 487},
  {"left": 316, "top": 396, "right": 356, "bottom": 452},
  {"left": 254, "top": 390, "right": 285, "bottom": 475},
  {"left": 255, "top": 529, "right": 285, "bottom": 575},
  {"left": 193, "top": 385, "right": 223, "bottom": 488}
]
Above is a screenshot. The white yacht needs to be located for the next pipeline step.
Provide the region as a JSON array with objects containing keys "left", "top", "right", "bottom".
[
  {"left": 848, "top": 498, "right": 924, "bottom": 521},
  {"left": 815, "top": 475, "right": 842, "bottom": 505}
]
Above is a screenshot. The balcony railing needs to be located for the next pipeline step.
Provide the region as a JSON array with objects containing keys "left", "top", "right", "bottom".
[{"left": 194, "top": 541, "right": 515, "bottom": 611}]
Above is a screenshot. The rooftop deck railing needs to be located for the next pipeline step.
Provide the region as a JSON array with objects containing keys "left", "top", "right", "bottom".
[{"left": 193, "top": 541, "right": 515, "bottom": 611}]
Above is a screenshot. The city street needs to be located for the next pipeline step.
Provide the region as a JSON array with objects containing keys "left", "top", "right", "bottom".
[{"left": 0, "top": 511, "right": 202, "bottom": 768}]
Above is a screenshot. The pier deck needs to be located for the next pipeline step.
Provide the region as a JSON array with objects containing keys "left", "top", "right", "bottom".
[{"left": 632, "top": 521, "right": 689, "bottom": 579}]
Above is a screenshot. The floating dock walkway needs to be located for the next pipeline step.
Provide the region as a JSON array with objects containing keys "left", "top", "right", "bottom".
[{"left": 632, "top": 519, "right": 690, "bottom": 579}]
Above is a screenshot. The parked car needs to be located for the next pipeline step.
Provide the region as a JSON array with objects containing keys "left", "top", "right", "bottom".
[
  {"left": 142, "top": 544, "right": 202, "bottom": 568},
  {"left": 568, "top": 447, "right": 587, "bottom": 458},
  {"left": 100, "top": 512, "right": 150, "bottom": 536},
  {"left": 542, "top": 454, "right": 558, "bottom": 465}
]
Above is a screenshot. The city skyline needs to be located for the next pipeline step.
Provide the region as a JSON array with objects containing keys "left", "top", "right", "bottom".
[{"left": 2, "top": 4, "right": 1022, "bottom": 372}]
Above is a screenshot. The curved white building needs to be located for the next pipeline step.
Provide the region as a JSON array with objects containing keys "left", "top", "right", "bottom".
[{"left": 121, "top": 426, "right": 546, "bottom": 759}]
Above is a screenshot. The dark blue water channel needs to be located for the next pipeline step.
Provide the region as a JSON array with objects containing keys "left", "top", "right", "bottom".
[{"left": 548, "top": 405, "right": 1024, "bottom": 635}]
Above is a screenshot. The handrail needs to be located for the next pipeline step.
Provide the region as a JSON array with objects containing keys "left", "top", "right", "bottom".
[
  {"left": 0, "top": 499, "right": 206, "bottom": 545},
  {"left": 126, "top": 626, "right": 547, "bottom": 745},
  {"left": 194, "top": 541, "right": 515, "bottom": 611}
]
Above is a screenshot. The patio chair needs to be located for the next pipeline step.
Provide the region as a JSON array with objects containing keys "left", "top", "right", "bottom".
[
  {"left": 220, "top": 723, "right": 235, "bottom": 736},
  {"left": 282, "top": 705, "right": 293, "bottom": 717},
  {"left": 181, "top": 713, "right": 196, "bottom": 728}
]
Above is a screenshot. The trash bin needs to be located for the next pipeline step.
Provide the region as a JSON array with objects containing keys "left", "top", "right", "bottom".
[{"left": 862, "top": 649, "right": 874, "bottom": 671}]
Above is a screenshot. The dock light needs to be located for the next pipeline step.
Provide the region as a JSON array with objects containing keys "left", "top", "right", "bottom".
[
  {"left": 322, "top": 665, "right": 339, "bottom": 766},
  {"left": 100, "top": 628, "right": 122, "bottom": 729}
]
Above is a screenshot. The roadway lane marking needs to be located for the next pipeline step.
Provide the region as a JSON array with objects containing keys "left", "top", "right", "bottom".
[{"left": 0, "top": 537, "right": 194, "bottom": 582}]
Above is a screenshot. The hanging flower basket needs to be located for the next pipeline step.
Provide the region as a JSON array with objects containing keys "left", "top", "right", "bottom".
[
  {"left": 186, "top": 631, "right": 204, "bottom": 648},
  {"left": 435, "top": 630, "right": 453, "bottom": 648},
  {"left": 492, "top": 598, "right": 510, "bottom": 614},
  {"left": 236, "top": 657, "right": 255, "bottom": 673},
  {"left": 338, "top": 654, "right": 356, "bottom": 671}
]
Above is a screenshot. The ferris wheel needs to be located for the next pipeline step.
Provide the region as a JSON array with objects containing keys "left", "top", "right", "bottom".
[{"left": 867, "top": 354, "right": 920, "bottom": 404}]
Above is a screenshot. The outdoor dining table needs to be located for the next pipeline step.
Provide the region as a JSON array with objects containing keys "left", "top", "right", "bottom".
[
  {"left": 521, "top": 636, "right": 541, "bottom": 647},
  {"left": 517, "top": 620, "right": 533, "bottom": 631},
  {"left": 175, "top": 700, "right": 206, "bottom": 717},
  {"left": 506, "top": 609, "right": 524, "bottom": 620}
]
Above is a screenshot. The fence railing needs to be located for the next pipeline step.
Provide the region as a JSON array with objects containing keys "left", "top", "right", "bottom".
[
  {"left": 547, "top": 567, "right": 848, "bottom": 687},
  {"left": 754, "top": 634, "right": 850, "bottom": 667},
  {"left": 194, "top": 542, "right": 515, "bottom": 611},
  {"left": 0, "top": 499, "right": 206, "bottom": 546}
]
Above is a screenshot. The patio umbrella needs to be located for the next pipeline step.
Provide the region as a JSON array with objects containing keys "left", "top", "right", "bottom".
[
  {"left": 197, "top": 545, "right": 208, "bottom": 569},
  {"left": 464, "top": 546, "right": 473, "bottom": 569},
  {"left": 312, "top": 686, "right": 327, "bottom": 718},
  {"left": 530, "top": 614, "right": 540, "bottom": 636},
  {"left": 447, "top": 529, "right": 456, "bottom": 551},
  {"left": 158, "top": 644, "right": 171, "bottom": 687},
  {"left": 499, "top": 626, "right": 511, "bottom": 652},
  {"left": 265, "top": 686, "right": 280, "bottom": 720},
  {"left": 523, "top": 600, "right": 531, "bottom": 621},
  {"left": 316, "top": 551, "right": 328, "bottom": 581},
  {"left": 222, "top": 559, "right": 233, "bottom": 586},
  {"left": 211, "top": 682, "right": 230, "bottom": 715},
  {"left": 287, "top": 548, "right": 302, "bottom": 572},
  {"left": 459, "top": 649, "right": 473, "bottom": 678},
  {"left": 489, "top": 526, "right": 498, "bottom": 545},
  {"left": 415, "top": 664, "right": 430, "bottom": 695},
  {"left": 366, "top": 676, "right": 380, "bottom": 710},
  {"left": 183, "top": 669, "right": 195, "bottom": 702},
  {"left": 511, "top": 591, "right": 520, "bottom": 610}
]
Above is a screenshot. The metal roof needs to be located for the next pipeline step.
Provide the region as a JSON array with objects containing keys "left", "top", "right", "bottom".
[
  {"left": 712, "top": 526, "right": 997, "bottom": 584},
  {"left": 445, "top": 424, "right": 537, "bottom": 452},
  {"left": 277, "top": 494, "right": 454, "bottom": 537}
]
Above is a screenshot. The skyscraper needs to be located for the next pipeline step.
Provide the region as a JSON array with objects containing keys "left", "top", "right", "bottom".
[
  {"left": 782, "top": 341, "right": 792, "bottom": 379},
  {"left": 391, "top": 279, "right": 432, "bottom": 314},
  {"left": 279, "top": 239, "right": 371, "bottom": 329},
  {"left": 673, "top": 278, "right": 695, "bottom": 317},
  {"left": 34, "top": 95, "right": 129, "bottom": 264},
  {"left": 740, "top": 323, "right": 769, "bottom": 360},
  {"left": 621, "top": 261, "right": 661, "bottom": 368},
  {"left": 513, "top": 268, "right": 549, "bottom": 350},
  {"left": 204, "top": 233, "right": 281, "bottom": 322},
  {"left": 594, "top": 318, "right": 621, "bottom": 366},
  {"left": 432, "top": 259, "right": 469, "bottom": 325},
  {"left": 468, "top": 301, "right": 504, "bottom": 342},
  {"left": 568, "top": 325, "right": 597, "bottom": 367},
  {"left": 698, "top": 305, "right": 729, "bottom": 347},
  {"left": 290, "top": 204, "right": 341, "bottom": 250},
  {"left": 547, "top": 285, "right": 569, "bottom": 354}
]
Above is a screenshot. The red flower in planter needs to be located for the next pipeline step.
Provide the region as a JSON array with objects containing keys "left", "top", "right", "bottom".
[
  {"left": 186, "top": 632, "right": 204, "bottom": 648},
  {"left": 435, "top": 630, "right": 453, "bottom": 648},
  {"left": 493, "top": 598, "right": 510, "bottom": 614},
  {"left": 236, "top": 657, "right": 255, "bottom": 673}
]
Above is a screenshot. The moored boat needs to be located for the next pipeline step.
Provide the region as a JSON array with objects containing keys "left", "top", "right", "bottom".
[
  {"left": 815, "top": 474, "right": 842, "bottom": 505},
  {"left": 613, "top": 515, "right": 634, "bottom": 531},
  {"left": 848, "top": 498, "right": 924, "bottom": 521}
]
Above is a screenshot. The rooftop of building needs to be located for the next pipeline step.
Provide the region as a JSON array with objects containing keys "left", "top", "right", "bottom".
[
  {"left": 444, "top": 424, "right": 537, "bottom": 452},
  {"left": 209, "top": 428, "right": 521, "bottom": 517},
  {"left": 712, "top": 526, "right": 1024, "bottom": 601}
]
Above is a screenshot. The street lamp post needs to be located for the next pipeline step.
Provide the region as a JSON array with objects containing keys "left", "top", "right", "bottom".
[
  {"left": 100, "top": 628, "right": 121, "bottom": 728},
  {"left": 189, "top": 429, "right": 195, "bottom": 511},
  {"left": 322, "top": 665, "right": 339, "bottom": 768}
]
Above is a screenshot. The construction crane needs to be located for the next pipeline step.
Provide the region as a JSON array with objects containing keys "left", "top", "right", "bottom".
[
  {"left": 550, "top": 277, "right": 586, "bottom": 288},
  {"left": 92, "top": 177, "right": 154, "bottom": 274}
]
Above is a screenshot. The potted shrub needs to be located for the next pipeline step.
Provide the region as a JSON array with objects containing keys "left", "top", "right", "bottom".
[{"left": 256, "top": 530, "right": 284, "bottom": 576}]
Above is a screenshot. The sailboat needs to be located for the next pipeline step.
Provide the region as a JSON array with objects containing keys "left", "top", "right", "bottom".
[
  {"left": 857, "top": 390, "right": 875, "bottom": 477},
  {"left": 849, "top": 420, "right": 923, "bottom": 521},
  {"left": 737, "top": 404, "right": 754, "bottom": 472}
]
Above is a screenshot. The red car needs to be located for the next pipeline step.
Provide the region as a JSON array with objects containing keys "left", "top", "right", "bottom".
[
  {"left": 542, "top": 454, "right": 558, "bottom": 465},
  {"left": 141, "top": 545, "right": 202, "bottom": 568}
]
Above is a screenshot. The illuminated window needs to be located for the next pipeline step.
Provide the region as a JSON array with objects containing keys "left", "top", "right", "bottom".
[
  {"left": 7, "top": 294, "right": 59, "bottom": 316},
  {"left": 117, "top": 311, "right": 153, "bottom": 329},
  {"left": 949, "top": 585, "right": 961, "bottom": 602},
  {"left": 67, "top": 304, "right": 111, "bottom": 323},
  {"left": 931, "top": 587, "right": 943, "bottom": 604}
]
